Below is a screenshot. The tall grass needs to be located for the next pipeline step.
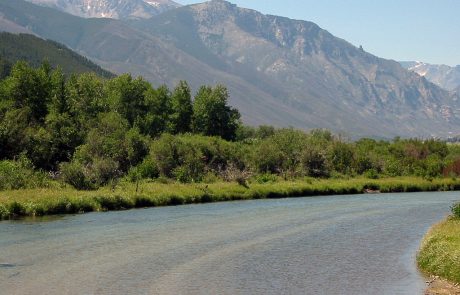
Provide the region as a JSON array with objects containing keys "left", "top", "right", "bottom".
[
  {"left": 418, "top": 216, "right": 460, "bottom": 283},
  {"left": 1, "top": 177, "right": 460, "bottom": 220}
]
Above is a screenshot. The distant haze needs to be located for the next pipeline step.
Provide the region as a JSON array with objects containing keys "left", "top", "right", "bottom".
[{"left": 177, "top": 0, "right": 460, "bottom": 66}]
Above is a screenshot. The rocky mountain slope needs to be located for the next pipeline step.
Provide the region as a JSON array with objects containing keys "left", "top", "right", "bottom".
[
  {"left": 1, "top": 0, "right": 459, "bottom": 138},
  {"left": 25, "top": 0, "right": 180, "bottom": 19},
  {"left": 401, "top": 61, "right": 460, "bottom": 91}
]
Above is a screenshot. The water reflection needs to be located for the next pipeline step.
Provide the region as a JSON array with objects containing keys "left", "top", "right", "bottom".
[{"left": 7, "top": 214, "right": 66, "bottom": 223}]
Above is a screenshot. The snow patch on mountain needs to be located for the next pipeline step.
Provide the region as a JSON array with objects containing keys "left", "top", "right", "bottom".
[
  {"left": 401, "top": 61, "right": 460, "bottom": 91},
  {"left": 26, "top": 0, "right": 181, "bottom": 19}
]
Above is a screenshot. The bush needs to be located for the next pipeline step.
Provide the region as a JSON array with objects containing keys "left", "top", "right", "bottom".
[
  {"left": 302, "top": 147, "right": 330, "bottom": 177},
  {"left": 0, "top": 156, "right": 51, "bottom": 190},
  {"left": 202, "top": 172, "right": 220, "bottom": 183},
  {"left": 364, "top": 168, "right": 379, "bottom": 179},
  {"left": 149, "top": 134, "right": 244, "bottom": 182},
  {"left": 254, "top": 173, "right": 278, "bottom": 184},
  {"left": 173, "top": 166, "right": 197, "bottom": 183},
  {"left": 452, "top": 203, "right": 460, "bottom": 218},
  {"left": 60, "top": 158, "right": 121, "bottom": 190},
  {"left": 0, "top": 204, "right": 9, "bottom": 219},
  {"left": 128, "top": 158, "right": 159, "bottom": 181},
  {"left": 60, "top": 161, "right": 93, "bottom": 190},
  {"left": 220, "top": 162, "right": 252, "bottom": 187}
]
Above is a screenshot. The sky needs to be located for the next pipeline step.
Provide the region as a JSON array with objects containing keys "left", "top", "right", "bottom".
[{"left": 176, "top": 0, "right": 460, "bottom": 66}]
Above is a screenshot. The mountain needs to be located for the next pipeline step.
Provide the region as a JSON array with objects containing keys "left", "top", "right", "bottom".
[
  {"left": 25, "top": 0, "right": 180, "bottom": 19},
  {"left": 0, "top": 32, "right": 114, "bottom": 78},
  {"left": 1, "top": 0, "right": 459, "bottom": 138},
  {"left": 401, "top": 61, "right": 460, "bottom": 92}
]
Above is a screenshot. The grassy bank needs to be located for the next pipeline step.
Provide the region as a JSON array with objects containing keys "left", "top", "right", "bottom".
[
  {"left": 1, "top": 177, "right": 460, "bottom": 220},
  {"left": 418, "top": 216, "right": 460, "bottom": 285}
]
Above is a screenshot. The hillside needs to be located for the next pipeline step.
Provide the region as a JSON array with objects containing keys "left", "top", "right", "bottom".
[
  {"left": 0, "top": 32, "right": 114, "bottom": 78},
  {"left": 1, "top": 0, "right": 459, "bottom": 138}
]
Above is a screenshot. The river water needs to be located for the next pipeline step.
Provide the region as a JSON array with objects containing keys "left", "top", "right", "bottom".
[{"left": 0, "top": 192, "right": 459, "bottom": 295}]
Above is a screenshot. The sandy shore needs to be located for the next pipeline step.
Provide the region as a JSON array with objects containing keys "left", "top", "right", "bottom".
[{"left": 425, "top": 276, "right": 460, "bottom": 295}]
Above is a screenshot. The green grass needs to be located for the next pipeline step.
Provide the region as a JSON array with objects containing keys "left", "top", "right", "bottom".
[
  {"left": 1, "top": 177, "right": 460, "bottom": 220},
  {"left": 418, "top": 217, "right": 460, "bottom": 283}
]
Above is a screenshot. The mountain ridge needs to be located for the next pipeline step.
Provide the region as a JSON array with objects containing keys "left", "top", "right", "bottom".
[
  {"left": 401, "top": 61, "right": 460, "bottom": 92},
  {"left": 25, "top": 0, "right": 181, "bottom": 19}
]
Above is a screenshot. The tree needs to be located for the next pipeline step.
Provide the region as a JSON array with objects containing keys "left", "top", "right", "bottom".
[
  {"left": 67, "top": 72, "right": 106, "bottom": 130},
  {"left": 141, "top": 85, "right": 172, "bottom": 137},
  {"left": 106, "top": 74, "right": 150, "bottom": 127},
  {"left": 3, "top": 61, "right": 52, "bottom": 122},
  {"left": 0, "top": 57, "right": 11, "bottom": 80},
  {"left": 169, "top": 81, "right": 193, "bottom": 134},
  {"left": 329, "top": 142, "right": 354, "bottom": 174},
  {"left": 192, "top": 85, "right": 240, "bottom": 141}
]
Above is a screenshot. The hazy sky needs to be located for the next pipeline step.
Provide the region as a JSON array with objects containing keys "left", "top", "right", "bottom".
[{"left": 176, "top": 0, "right": 460, "bottom": 66}]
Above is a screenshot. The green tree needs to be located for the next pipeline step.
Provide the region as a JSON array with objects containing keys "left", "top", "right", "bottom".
[
  {"left": 0, "top": 57, "right": 11, "bottom": 80},
  {"left": 141, "top": 85, "right": 172, "bottom": 137},
  {"left": 3, "top": 61, "right": 52, "bottom": 122},
  {"left": 329, "top": 142, "right": 354, "bottom": 175},
  {"left": 67, "top": 72, "right": 106, "bottom": 130},
  {"left": 192, "top": 85, "right": 240, "bottom": 141},
  {"left": 169, "top": 81, "right": 193, "bottom": 134},
  {"left": 106, "top": 74, "right": 150, "bottom": 126}
]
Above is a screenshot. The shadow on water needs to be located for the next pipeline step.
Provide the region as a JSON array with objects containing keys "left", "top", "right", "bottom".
[
  {"left": 0, "top": 263, "right": 16, "bottom": 268},
  {"left": 4, "top": 215, "right": 66, "bottom": 224}
]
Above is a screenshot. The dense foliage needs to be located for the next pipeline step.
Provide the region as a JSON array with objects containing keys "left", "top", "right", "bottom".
[{"left": 1, "top": 61, "right": 460, "bottom": 191}]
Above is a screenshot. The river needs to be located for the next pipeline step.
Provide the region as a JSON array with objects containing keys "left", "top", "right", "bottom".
[{"left": 1, "top": 191, "right": 459, "bottom": 295}]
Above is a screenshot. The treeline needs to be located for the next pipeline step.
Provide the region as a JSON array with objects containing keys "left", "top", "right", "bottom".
[{"left": 1, "top": 61, "right": 460, "bottom": 190}]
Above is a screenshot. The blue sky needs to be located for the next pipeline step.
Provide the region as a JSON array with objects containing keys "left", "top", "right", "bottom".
[{"left": 176, "top": 0, "right": 460, "bottom": 66}]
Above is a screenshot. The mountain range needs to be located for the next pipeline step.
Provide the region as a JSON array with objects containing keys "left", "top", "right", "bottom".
[
  {"left": 25, "top": 0, "right": 180, "bottom": 19},
  {"left": 1, "top": 0, "right": 459, "bottom": 138},
  {"left": 401, "top": 61, "right": 460, "bottom": 92}
]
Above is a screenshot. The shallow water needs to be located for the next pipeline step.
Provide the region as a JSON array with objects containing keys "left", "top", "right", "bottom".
[{"left": 1, "top": 192, "right": 459, "bottom": 295}]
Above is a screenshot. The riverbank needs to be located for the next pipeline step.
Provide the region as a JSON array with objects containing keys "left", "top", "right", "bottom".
[
  {"left": 424, "top": 276, "right": 460, "bottom": 295},
  {"left": 1, "top": 177, "right": 460, "bottom": 220},
  {"left": 418, "top": 216, "right": 460, "bottom": 294}
]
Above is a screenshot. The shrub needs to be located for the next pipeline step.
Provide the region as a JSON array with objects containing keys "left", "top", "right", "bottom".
[
  {"left": 0, "top": 204, "right": 9, "bottom": 219},
  {"left": 452, "top": 203, "right": 460, "bottom": 218},
  {"left": 443, "top": 158, "right": 460, "bottom": 177},
  {"left": 220, "top": 162, "right": 252, "bottom": 187},
  {"left": 301, "top": 147, "right": 330, "bottom": 177},
  {"left": 60, "top": 158, "right": 121, "bottom": 190},
  {"left": 149, "top": 133, "right": 243, "bottom": 182},
  {"left": 0, "top": 156, "right": 51, "bottom": 190},
  {"left": 254, "top": 173, "right": 278, "bottom": 184},
  {"left": 364, "top": 168, "right": 379, "bottom": 179},
  {"left": 173, "top": 166, "right": 195, "bottom": 183},
  {"left": 60, "top": 161, "right": 94, "bottom": 190},
  {"left": 202, "top": 172, "right": 220, "bottom": 183},
  {"left": 128, "top": 158, "right": 159, "bottom": 181}
]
